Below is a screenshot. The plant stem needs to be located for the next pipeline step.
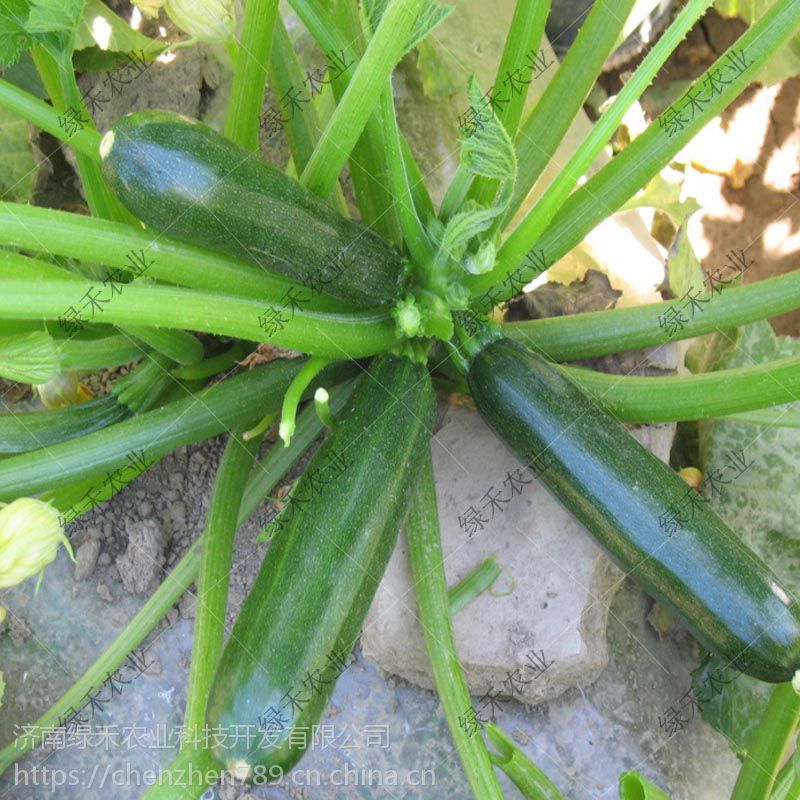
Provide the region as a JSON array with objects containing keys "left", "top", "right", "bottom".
[
  {"left": 224, "top": 0, "right": 280, "bottom": 151},
  {"left": 497, "top": 0, "right": 714, "bottom": 275},
  {"left": 448, "top": 556, "right": 502, "bottom": 615},
  {"left": 380, "top": 82, "right": 437, "bottom": 268},
  {"left": 299, "top": 0, "right": 426, "bottom": 198},
  {"left": 172, "top": 342, "right": 250, "bottom": 380},
  {"left": 485, "top": 722, "right": 565, "bottom": 799},
  {"left": 0, "top": 358, "right": 339, "bottom": 500},
  {"left": 405, "top": 449, "right": 505, "bottom": 800},
  {"left": 0, "top": 279, "right": 397, "bottom": 359},
  {"left": 501, "top": 269, "right": 800, "bottom": 361},
  {"left": 278, "top": 356, "right": 334, "bottom": 445},
  {"left": 503, "top": 0, "right": 636, "bottom": 225},
  {"left": 182, "top": 430, "right": 262, "bottom": 747},
  {"left": 559, "top": 355, "right": 800, "bottom": 423},
  {"left": 728, "top": 409, "right": 800, "bottom": 428},
  {"left": 126, "top": 326, "right": 203, "bottom": 366},
  {"left": 0, "top": 537, "right": 203, "bottom": 775},
  {"left": 469, "top": 0, "right": 800, "bottom": 302},
  {"left": 0, "top": 78, "right": 101, "bottom": 159},
  {"left": 30, "top": 46, "right": 134, "bottom": 225},
  {"left": 313, "top": 387, "right": 335, "bottom": 429},
  {"left": 57, "top": 334, "right": 145, "bottom": 372},
  {"left": 619, "top": 771, "right": 671, "bottom": 799},
  {"left": 468, "top": 0, "right": 552, "bottom": 208},
  {"left": 730, "top": 680, "right": 800, "bottom": 800},
  {"left": 0, "top": 202, "right": 348, "bottom": 310}
]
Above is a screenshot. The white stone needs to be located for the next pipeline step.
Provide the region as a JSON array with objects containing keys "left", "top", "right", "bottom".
[{"left": 362, "top": 402, "right": 676, "bottom": 705}]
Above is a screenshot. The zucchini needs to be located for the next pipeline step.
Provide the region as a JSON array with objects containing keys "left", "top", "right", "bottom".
[
  {"left": 462, "top": 331, "right": 800, "bottom": 683},
  {"left": 99, "top": 110, "right": 406, "bottom": 309},
  {"left": 205, "top": 355, "right": 435, "bottom": 780}
]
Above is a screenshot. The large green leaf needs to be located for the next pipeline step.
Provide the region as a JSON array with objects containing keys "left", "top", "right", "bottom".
[
  {"left": 691, "top": 320, "right": 800, "bottom": 754},
  {"left": 0, "top": 0, "right": 33, "bottom": 66},
  {"left": 74, "top": 0, "right": 163, "bottom": 70},
  {"left": 715, "top": 0, "right": 800, "bottom": 85},
  {"left": 0, "top": 105, "right": 40, "bottom": 202}
]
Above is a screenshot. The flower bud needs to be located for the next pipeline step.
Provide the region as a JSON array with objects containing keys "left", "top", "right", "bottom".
[
  {"left": 164, "top": 0, "right": 236, "bottom": 42},
  {"left": 0, "top": 499, "right": 75, "bottom": 589}
]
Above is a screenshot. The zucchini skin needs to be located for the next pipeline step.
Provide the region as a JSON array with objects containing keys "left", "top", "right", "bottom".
[
  {"left": 205, "top": 355, "right": 435, "bottom": 778},
  {"left": 99, "top": 110, "right": 406, "bottom": 308},
  {"left": 467, "top": 338, "right": 800, "bottom": 683}
]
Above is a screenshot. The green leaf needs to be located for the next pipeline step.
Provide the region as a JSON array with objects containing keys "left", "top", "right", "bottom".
[
  {"left": 666, "top": 220, "right": 706, "bottom": 300},
  {"left": 404, "top": 2, "right": 454, "bottom": 55},
  {"left": 440, "top": 203, "right": 503, "bottom": 256},
  {"left": 75, "top": 0, "right": 163, "bottom": 60},
  {"left": 0, "top": 331, "right": 60, "bottom": 384},
  {"left": 691, "top": 320, "right": 800, "bottom": 753},
  {"left": 460, "top": 76, "right": 516, "bottom": 182},
  {"left": 620, "top": 172, "right": 701, "bottom": 224},
  {"left": 0, "top": 104, "right": 41, "bottom": 202},
  {"left": 364, "top": 0, "right": 453, "bottom": 55},
  {"left": 0, "top": 0, "right": 33, "bottom": 66},
  {"left": 26, "top": 0, "right": 85, "bottom": 35},
  {"left": 715, "top": 0, "right": 800, "bottom": 85}
]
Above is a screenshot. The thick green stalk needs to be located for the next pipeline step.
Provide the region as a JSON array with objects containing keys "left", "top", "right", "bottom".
[
  {"left": 334, "top": 1, "right": 404, "bottom": 243},
  {"left": 299, "top": 0, "right": 426, "bottom": 198},
  {"left": 0, "top": 249, "right": 199, "bottom": 366},
  {"left": 448, "top": 556, "right": 502, "bottom": 615},
  {"left": 406, "top": 450, "right": 505, "bottom": 800},
  {"left": 380, "top": 83, "right": 437, "bottom": 268},
  {"left": 619, "top": 771, "right": 671, "bottom": 799},
  {"left": 485, "top": 723, "right": 564, "bottom": 799},
  {"left": 58, "top": 334, "right": 146, "bottom": 372},
  {"left": 560, "top": 355, "right": 800, "bottom": 423},
  {"left": 498, "top": 0, "right": 714, "bottom": 274},
  {"left": 0, "top": 202, "right": 348, "bottom": 310},
  {"left": 126, "top": 326, "right": 203, "bottom": 366},
  {"left": 501, "top": 270, "right": 800, "bottom": 361},
  {"left": 468, "top": 0, "right": 552, "bottom": 207},
  {"left": 224, "top": 0, "right": 280, "bottom": 151},
  {"left": 0, "top": 78, "right": 101, "bottom": 159},
  {"left": 31, "top": 46, "right": 134, "bottom": 225},
  {"left": 0, "top": 537, "right": 203, "bottom": 775},
  {"left": 730, "top": 681, "right": 800, "bottom": 800},
  {"left": 469, "top": 0, "right": 800, "bottom": 301},
  {"left": 182, "top": 430, "right": 262, "bottom": 747},
  {"left": 0, "top": 359, "right": 306, "bottom": 499},
  {"left": 729, "top": 409, "right": 800, "bottom": 428},
  {"left": 172, "top": 342, "right": 249, "bottom": 380},
  {"left": 504, "top": 0, "right": 636, "bottom": 224},
  {"left": 770, "top": 743, "right": 800, "bottom": 800},
  {"left": 0, "top": 279, "right": 397, "bottom": 358}
]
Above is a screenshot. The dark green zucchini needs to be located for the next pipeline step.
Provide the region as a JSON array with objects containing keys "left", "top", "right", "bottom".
[
  {"left": 99, "top": 110, "right": 406, "bottom": 309},
  {"left": 462, "top": 329, "right": 800, "bottom": 684},
  {"left": 205, "top": 355, "right": 435, "bottom": 780}
]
